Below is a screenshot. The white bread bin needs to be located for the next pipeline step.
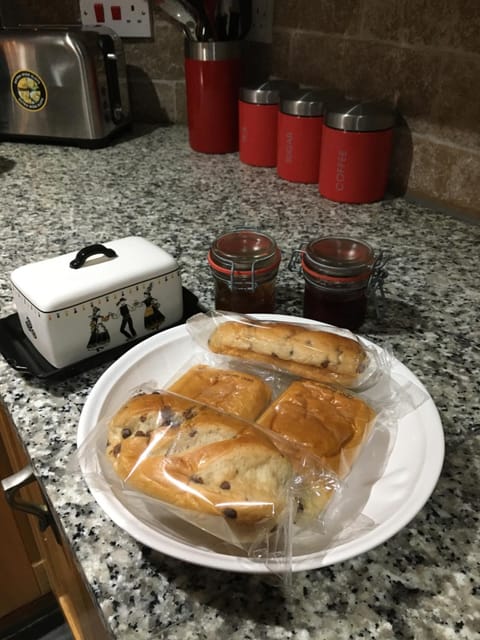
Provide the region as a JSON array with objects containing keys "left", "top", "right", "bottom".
[{"left": 10, "top": 236, "right": 183, "bottom": 369}]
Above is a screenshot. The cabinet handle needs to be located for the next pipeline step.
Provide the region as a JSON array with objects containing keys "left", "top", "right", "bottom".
[{"left": 2, "top": 463, "right": 61, "bottom": 544}]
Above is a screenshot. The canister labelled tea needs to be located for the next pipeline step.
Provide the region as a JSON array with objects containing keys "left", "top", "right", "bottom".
[
  {"left": 208, "top": 229, "right": 281, "bottom": 313},
  {"left": 239, "top": 80, "right": 297, "bottom": 167}
]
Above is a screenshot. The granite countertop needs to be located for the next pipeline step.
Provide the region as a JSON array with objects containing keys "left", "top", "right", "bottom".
[{"left": 0, "top": 125, "right": 479, "bottom": 640}]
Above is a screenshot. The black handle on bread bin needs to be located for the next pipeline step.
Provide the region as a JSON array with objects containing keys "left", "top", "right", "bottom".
[{"left": 69, "top": 244, "right": 118, "bottom": 269}]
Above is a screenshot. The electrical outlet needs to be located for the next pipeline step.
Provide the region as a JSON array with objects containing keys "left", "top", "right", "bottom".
[
  {"left": 247, "top": 0, "right": 274, "bottom": 44},
  {"left": 79, "top": 1, "right": 153, "bottom": 38}
]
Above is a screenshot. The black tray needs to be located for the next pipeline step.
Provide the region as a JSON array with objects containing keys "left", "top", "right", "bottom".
[{"left": 0, "top": 288, "right": 204, "bottom": 382}]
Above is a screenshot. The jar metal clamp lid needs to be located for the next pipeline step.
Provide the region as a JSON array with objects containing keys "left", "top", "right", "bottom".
[
  {"left": 208, "top": 229, "right": 281, "bottom": 291},
  {"left": 288, "top": 236, "right": 389, "bottom": 318}
]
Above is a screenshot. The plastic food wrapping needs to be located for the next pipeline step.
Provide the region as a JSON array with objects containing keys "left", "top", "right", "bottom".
[
  {"left": 75, "top": 312, "right": 431, "bottom": 576},
  {"left": 76, "top": 388, "right": 341, "bottom": 572},
  {"left": 186, "top": 311, "right": 390, "bottom": 390}
]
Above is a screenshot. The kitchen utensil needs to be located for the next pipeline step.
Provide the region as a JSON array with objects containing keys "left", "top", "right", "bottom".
[
  {"left": 201, "top": 0, "right": 218, "bottom": 38},
  {"left": 156, "top": 0, "right": 199, "bottom": 40},
  {"left": 9, "top": 237, "right": 184, "bottom": 369},
  {"left": 215, "top": 0, "right": 251, "bottom": 40},
  {"left": 185, "top": 0, "right": 217, "bottom": 39},
  {"left": 184, "top": 40, "right": 242, "bottom": 153},
  {"left": 239, "top": 80, "right": 297, "bottom": 167},
  {"left": 318, "top": 99, "right": 395, "bottom": 203},
  {"left": 0, "top": 27, "right": 130, "bottom": 147}
]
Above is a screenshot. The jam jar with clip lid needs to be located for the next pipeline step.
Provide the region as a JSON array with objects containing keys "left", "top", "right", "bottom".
[
  {"left": 208, "top": 229, "right": 281, "bottom": 313},
  {"left": 290, "top": 236, "right": 385, "bottom": 330}
]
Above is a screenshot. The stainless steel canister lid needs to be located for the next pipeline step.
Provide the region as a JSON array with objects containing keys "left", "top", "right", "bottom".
[
  {"left": 324, "top": 99, "right": 395, "bottom": 132},
  {"left": 184, "top": 40, "right": 241, "bottom": 61},
  {"left": 239, "top": 80, "right": 298, "bottom": 105},
  {"left": 279, "top": 88, "right": 339, "bottom": 117}
]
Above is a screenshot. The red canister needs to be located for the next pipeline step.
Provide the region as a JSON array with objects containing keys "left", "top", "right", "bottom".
[
  {"left": 277, "top": 89, "right": 329, "bottom": 183},
  {"left": 319, "top": 99, "right": 395, "bottom": 203},
  {"left": 239, "top": 80, "right": 297, "bottom": 167},
  {"left": 184, "top": 40, "right": 242, "bottom": 154}
]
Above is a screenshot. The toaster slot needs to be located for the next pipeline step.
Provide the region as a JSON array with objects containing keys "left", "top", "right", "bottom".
[{"left": 99, "top": 34, "right": 124, "bottom": 124}]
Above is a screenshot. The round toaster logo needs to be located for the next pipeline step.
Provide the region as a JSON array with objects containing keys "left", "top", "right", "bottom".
[{"left": 11, "top": 70, "right": 48, "bottom": 111}]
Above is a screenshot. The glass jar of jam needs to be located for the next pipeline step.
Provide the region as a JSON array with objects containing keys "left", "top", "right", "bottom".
[
  {"left": 294, "top": 236, "right": 376, "bottom": 330},
  {"left": 208, "top": 229, "right": 281, "bottom": 313}
]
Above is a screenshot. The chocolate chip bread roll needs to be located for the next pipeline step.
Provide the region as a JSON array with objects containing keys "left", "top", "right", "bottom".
[
  {"left": 208, "top": 320, "right": 367, "bottom": 387},
  {"left": 106, "top": 392, "right": 293, "bottom": 527},
  {"left": 166, "top": 364, "right": 271, "bottom": 421}
]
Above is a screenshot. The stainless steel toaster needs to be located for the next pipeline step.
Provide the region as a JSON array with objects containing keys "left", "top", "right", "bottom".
[{"left": 0, "top": 26, "right": 131, "bottom": 147}]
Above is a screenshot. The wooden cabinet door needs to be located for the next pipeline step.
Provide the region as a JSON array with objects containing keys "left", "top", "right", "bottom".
[
  {"left": 0, "top": 405, "right": 50, "bottom": 620},
  {"left": 0, "top": 400, "right": 112, "bottom": 640}
]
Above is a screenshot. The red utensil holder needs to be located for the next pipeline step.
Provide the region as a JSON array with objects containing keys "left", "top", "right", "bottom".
[{"left": 185, "top": 40, "right": 241, "bottom": 154}]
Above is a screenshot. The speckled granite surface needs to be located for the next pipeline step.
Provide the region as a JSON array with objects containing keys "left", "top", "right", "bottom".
[{"left": 0, "top": 125, "right": 479, "bottom": 640}]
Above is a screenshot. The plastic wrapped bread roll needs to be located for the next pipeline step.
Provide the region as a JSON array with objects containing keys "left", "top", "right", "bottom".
[
  {"left": 257, "top": 379, "right": 376, "bottom": 479},
  {"left": 166, "top": 364, "right": 272, "bottom": 421},
  {"left": 208, "top": 319, "right": 368, "bottom": 387},
  {"left": 106, "top": 392, "right": 294, "bottom": 527}
]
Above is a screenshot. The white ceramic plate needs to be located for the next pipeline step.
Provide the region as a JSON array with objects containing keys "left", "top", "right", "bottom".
[{"left": 77, "top": 315, "right": 444, "bottom": 573}]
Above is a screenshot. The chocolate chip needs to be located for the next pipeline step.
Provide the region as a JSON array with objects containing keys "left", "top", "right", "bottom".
[
  {"left": 321, "top": 360, "right": 329, "bottom": 368},
  {"left": 223, "top": 508, "right": 237, "bottom": 519},
  {"left": 161, "top": 406, "right": 182, "bottom": 427},
  {"left": 190, "top": 475, "right": 204, "bottom": 484},
  {"left": 220, "top": 481, "right": 231, "bottom": 490},
  {"left": 121, "top": 428, "right": 132, "bottom": 439},
  {"left": 189, "top": 430, "right": 197, "bottom": 437},
  {"left": 183, "top": 407, "right": 196, "bottom": 420},
  {"left": 140, "top": 415, "right": 147, "bottom": 422},
  {"left": 113, "top": 444, "right": 121, "bottom": 457},
  {"left": 161, "top": 406, "right": 173, "bottom": 424},
  {"left": 135, "top": 430, "right": 147, "bottom": 437}
]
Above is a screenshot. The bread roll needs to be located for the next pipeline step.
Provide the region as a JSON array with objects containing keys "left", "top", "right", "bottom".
[
  {"left": 106, "top": 392, "right": 293, "bottom": 526},
  {"left": 257, "top": 379, "right": 376, "bottom": 479},
  {"left": 208, "top": 320, "right": 367, "bottom": 387},
  {"left": 166, "top": 364, "right": 271, "bottom": 421}
]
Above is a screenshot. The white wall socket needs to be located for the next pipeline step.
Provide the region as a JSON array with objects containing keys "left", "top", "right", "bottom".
[
  {"left": 247, "top": 0, "right": 275, "bottom": 44},
  {"left": 79, "top": 0, "right": 153, "bottom": 38}
]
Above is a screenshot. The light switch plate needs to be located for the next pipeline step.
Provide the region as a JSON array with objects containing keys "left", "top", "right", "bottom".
[{"left": 79, "top": 0, "right": 153, "bottom": 38}]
